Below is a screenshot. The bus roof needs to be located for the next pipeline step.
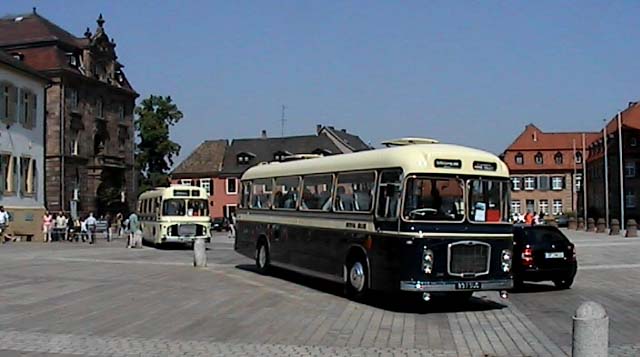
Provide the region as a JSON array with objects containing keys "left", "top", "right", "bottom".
[
  {"left": 241, "top": 143, "right": 509, "bottom": 180},
  {"left": 137, "top": 185, "right": 207, "bottom": 200}
]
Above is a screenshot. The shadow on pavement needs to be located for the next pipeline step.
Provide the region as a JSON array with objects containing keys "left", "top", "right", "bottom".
[
  {"left": 509, "top": 282, "right": 559, "bottom": 294},
  {"left": 236, "top": 264, "right": 507, "bottom": 314}
]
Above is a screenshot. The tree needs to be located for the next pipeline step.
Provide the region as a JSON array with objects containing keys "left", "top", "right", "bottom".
[{"left": 135, "top": 95, "right": 183, "bottom": 193}]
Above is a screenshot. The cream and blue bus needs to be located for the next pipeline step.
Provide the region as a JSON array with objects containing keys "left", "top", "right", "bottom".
[
  {"left": 137, "top": 185, "right": 211, "bottom": 246},
  {"left": 235, "top": 139, "right": 513, "bottom": 302}
]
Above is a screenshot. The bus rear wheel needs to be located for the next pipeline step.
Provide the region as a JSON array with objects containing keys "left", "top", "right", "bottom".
[
  {"left": 256, "top": 241, "right": 270, "bottom": 274},
  {"left": 345, "top": 257, "right": 368, "bottom": 299}
]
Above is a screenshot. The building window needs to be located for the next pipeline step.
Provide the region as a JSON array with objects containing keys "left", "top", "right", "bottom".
[
  {"left": 552, "top": 199, "right": 563, "bottom": 215},
  {"left": 526, "top": 199, "right": 535, "bottom": 213},
  {"left": 551, "top": 177, "right": 564, "bottom": 190},
  {"left": 28, "top": 158, "right": 36, "bottom": 195},
  {"left": 1, "top": 83, "right": 9, "bottom": 120},
  {"left": 237, "top": 153, "right": 253, "bottom": 165},
  {"left": 535, "top": 152, "right": 543, "bottom": 165},
  {"left": 21, "top": 90, "right": 29, "bottom": 125},
  {"left": 69, "top": 88, "right": 78, "bottom": 110},
  {"left": 631, "top": 137, "right": 637, "bottom": 147},
  {"left": 575, "top": 173, "right": 582, "bottom": 192},
  {"left": 538, "top": 176, "right": 550, "bottom": 191},
  {"left": 180, "top": 179, "right": 192, "bottom": 186},
  {"left": 96, "top": 97, "right": 104, "bottom": 118},
  {"left": 511, "top": 200, "right": 521, "bottom": 214},
  {"left": 118, "top": 103, "right": 125, "bottom": 121},
  {"left": 70, "top": 130, "right": 80, "bottom": 156},
  {"left": 626, "top": 189, "right": 637, "bottom": 208},
  {"left": 539, "top": 199, "right": 549, "bottom": 214},
  {"left": 227, "top": 178, "right": 238, "bottom": 194},
  {"left": 524, "top": 176, "right": 536, "bottom": 190},
  {"left": 625, "top": 161, "right": 636, "bottom": 178},
  {"left": 2, "top": 156, "right": 18, "bottom": 194},
  {"left": 515, "top": 153, "right": 524, "bottom": 165},
  {"left": 554, "top": 152, "right": 563, "bottom": 165},
  {"left": 511, "top": 177, "right": 521, "bottom": 191},
  {"left": 575, "top": 152, "right": 582, "bottom": 164},
  {"left": 200, "top": 178, "right": 211, "bottom": 196}
]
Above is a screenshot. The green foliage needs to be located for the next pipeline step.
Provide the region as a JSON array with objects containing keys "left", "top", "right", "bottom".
[{"left": 135, "top": 95, "right": 183, "bottom": 193}]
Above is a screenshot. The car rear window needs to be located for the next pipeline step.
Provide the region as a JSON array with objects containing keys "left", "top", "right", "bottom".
[{"left": 523, "top": 228, "right": 567, "bottom": 244}]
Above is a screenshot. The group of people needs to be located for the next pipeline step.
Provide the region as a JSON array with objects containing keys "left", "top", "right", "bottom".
[
  {"left": 511, "top": 211, "right": 546, "bottom": 225},
  {"left": 42, "top": 210, "right": 141, "bottom": 246}
]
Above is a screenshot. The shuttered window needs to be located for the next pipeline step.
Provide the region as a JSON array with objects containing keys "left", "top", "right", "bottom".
[{"left": 1, "top": 83, "right": 18, "bottom": 123}]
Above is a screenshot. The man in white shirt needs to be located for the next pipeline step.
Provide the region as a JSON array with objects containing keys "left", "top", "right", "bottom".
[
  {"left": 0, "top": 206, "right": 9, "bottom": 243},
  {"left": 85, "top": 213, "right": 97, "bottom": 244}
]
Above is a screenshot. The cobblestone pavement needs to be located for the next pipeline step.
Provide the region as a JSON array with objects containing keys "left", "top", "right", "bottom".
[{"left": 0, "top": 230, "right": 638, "bottom": 356}]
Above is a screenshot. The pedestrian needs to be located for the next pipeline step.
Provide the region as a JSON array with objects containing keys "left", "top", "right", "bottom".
[
  {"left": 115, "top": 212, "right": 124, "bottom": 238},
  {"left": 0, "top": 206, "right": 10, "bottom": 243},
  {"left": 127, "top": 211, "right": 140, "bottom": 248},
  {"left": 80, "top": 216, "right": 88, "bottom": 242},
  {"left": 524, "top": 211, "right": 533, "bottom": 226},
  {"left": 72, "top": 217, "right": 81, "bottom": 242},
  {"left": 533, "top": 211, "right": 540, "bottom": 226},
  {"left": 43, "top": 211, "right": 53, "bottom": 243},
  {"left": 85, "top": 213, "right": 97, "bottom": 244}
]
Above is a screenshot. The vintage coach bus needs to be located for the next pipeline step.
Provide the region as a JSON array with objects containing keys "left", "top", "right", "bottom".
[
  {"left": 137, "top": 185, "right": 210, "bottom": 246},
  {"left": 234, "top": 139, "right": 513, "bottom": 301}
]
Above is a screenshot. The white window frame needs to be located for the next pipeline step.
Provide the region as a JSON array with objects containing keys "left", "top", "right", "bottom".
[
  {"left": 224, "top": 204, "right": 237, "bottom": 219},
  {"left": 511, "top": 177, "right": 521, "bottom": 191},
  {"left": 551, "top": 177, "right": 563, "bottom": 191},
  {"left": 539, "top": 199, "right": 549, "bottom": 214},
  {"left": 535, "top": 153, "right": 543, "bottom": 165},
  {"left": 226, "top": 178, "right": 238, "bottom": 195},
  {"left": 510, "top": 200, "right": 521, "bottom": 214},
  {"left": 575, "top": 173, "right": 582, "bottom": 192},
  {"left": 200, "top": 178, "right": 211, "bottom": 196},
  {"left": 180, "top": 179, "right": 192, "bottom": 186},
  {"left": 524, "top": 176, "right": 535, "bottom": 191},
  {"left": 552, "top": 199, "right": 563, "bottom": 215},
  {"left": 625, "top": 161, "right": 636, "bottom": 178},
  {"left": 515, "top": 153, "right": 524, "bottom": 165},
  {"left": 71, "top": 130, "right": 79, "bottom": 156},
  {"left": 575, "top": 152, "right": 582, "bottom": 164}
]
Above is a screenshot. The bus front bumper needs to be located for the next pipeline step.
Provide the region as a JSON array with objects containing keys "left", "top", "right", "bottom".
[
  {"left": 162, "top": 236, "right": 208, "bottom": 243},
  {"left": 400, "top": 279, "right": 513, "bottom": 292}
]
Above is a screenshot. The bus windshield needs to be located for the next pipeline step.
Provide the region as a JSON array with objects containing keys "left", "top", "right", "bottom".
[
  {"left": 468, "top": 179, "right": 509, "bottom": 223},
  {"left": 163, "top": 199, "right": 209, "bottom": 217},
  {"left": 403, "top": 177, "right": 465, "bottom": 221}
]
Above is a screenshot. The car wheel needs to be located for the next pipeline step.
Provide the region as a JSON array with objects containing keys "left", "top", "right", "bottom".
[
  {"left": 256, "top": 240, "right": 270, "bottom": 274},
  {"left": 553, "top": 277, "right": 574, "bottom": 289},
  {"left": 345, "top": 257, "right": 368, "bottom": 300}
]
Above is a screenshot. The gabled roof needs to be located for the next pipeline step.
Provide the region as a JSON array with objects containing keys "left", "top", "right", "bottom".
[
  {"left": 603, "top": 102, "right": 640, "bottom": 134},
  {"left": 0, "top": 12, "right": 81, "bottom": 48},
  {"left": 222, "top": 134, "right": 343, "bottom": 175},
  {"left": 321, "top": 126, "right": 371, "bottom": 151},
  {"left": 504, "top": 124, "right": 598, "bottom": 151},
  {"left": 171, "top": 140, "right": 227, "bottom": 178},
  {"left": 0, "top": 50, "right": 49, "bottom": 81}
]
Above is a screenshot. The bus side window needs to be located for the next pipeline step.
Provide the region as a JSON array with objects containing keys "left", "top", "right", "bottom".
[
  {"left": 241, "top": 181, "right": 251, "bottom": 208},
  {"left": 273, "top": 176, "right": 300, "bottom": 210},
  {"left": 251, "top": 179, "right": 273, "bottom": 209},
  {"left": 335, "top": 171, "right": 376, "bottom": 212},
  {"left": 377, "top": 169, "right": 403, "bottom": 219},
  {"left": 301, "top": 174, "right": 333, "bottom": 211}
]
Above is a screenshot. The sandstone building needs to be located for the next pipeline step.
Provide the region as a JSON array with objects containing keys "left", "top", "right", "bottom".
[{"left": 0, "top": 10, "right": 138, "bottom": 217}]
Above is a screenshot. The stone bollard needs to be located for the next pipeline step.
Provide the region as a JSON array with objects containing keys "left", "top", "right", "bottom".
[
  {"left": 572, "top": 301, "right": 609, "bottom": 357},
  {"left": 609, "top": 219, "right": 620, "bottom": 236},
  {"left": 577, "top": 217, "right": 585, "bottom": 230},
  {"left": 587, "top": 218, "right": 596, "bottom": 232},
  {"left": 596, "top": 218, "right": 606, "bottom": 233},
  {"left": 626, "top": 219, "right": 638, "bottom": 238},
  {"left": 193, "top": 238, "right": 207, "bottom": 267},
  {"left": 568, "top": 217, "right": 577, "bottom": 230}
]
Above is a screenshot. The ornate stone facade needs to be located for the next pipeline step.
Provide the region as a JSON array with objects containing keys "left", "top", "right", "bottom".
[{"left": 0, "top": 10, "right": 138, "bottom": 217}]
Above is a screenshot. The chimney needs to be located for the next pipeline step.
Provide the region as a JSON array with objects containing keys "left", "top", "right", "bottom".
[
  {"left": 261, "top": 130, "right": 267, "bottom": 138},
  {"left": 316, "top": 124, "right": 322, "bottom": 134},
  {"left": 341, "top": 129, "right": 347, "bottom": 133},
  {"left": 629, "top": 101, "right": 638, "bottom": 108},
  {"left": 328, "top": 126, "right": 335, "bottom": 130}
]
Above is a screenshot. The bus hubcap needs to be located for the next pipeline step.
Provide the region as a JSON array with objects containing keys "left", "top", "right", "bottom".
[
  {"left": 258, "top": 246, "right": 267, "bottom": 267},
  {"left": 350, "top": 262, "right": 365, "bottom": 291}
]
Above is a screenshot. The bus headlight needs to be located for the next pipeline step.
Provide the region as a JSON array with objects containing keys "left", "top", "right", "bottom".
[
  {"left": 166, "top": 227, "right": 171, "bottom": 237},
  {"left": 422, "top": 248, "right": 434, "bottom": 274},
  {"left": 501, "top": 249, "right": 512, "bottom": 273}
]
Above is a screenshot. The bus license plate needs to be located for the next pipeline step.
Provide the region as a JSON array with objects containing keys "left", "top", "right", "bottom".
[{"left": 455, "top": 282, "right": 481, "bottom": 290}]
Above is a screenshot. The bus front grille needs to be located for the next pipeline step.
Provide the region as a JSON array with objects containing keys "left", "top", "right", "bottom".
[{"left": 448, "top": 241, "right": 490, "bottom": 277}]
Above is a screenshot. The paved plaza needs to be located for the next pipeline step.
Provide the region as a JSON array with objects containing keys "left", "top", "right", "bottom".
[{"left": 0, "top": 230, "right": 639, "bottom": 356}]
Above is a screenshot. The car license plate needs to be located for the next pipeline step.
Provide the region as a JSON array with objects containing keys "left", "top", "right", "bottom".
[
  {"left": 455, "top": 282, "right": 481, "bottom": 290},
  {"left": 545, "top": 252, "right": 564, "bottom": 259}
]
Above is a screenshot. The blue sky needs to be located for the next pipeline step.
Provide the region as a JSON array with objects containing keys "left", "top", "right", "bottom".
[{"left": 4, "top": 1, "right": 640, "bottom": 163}]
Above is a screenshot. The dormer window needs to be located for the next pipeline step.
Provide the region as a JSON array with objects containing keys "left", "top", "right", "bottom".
[
  {"left": 273, "top": 150, "right": 291, "bottom": 161},
  {"left": 554, "top": 152, "right": 563, "bottom": 165},
  {"left": 515, "top": 153, "right": 524, "bottom": 165},
  {"left": 575, "top": 152, "right": 582, "bottom": 164},
  {"left": 67, "top": 53, "right": 78, "bottom": 67},
  {"left": 535, "top": 152, "right": 543, "bottom": 165},
  {"left": 312, "top": 148, "right": 332, "bottom": 156},
  {"left": 237, "top": 152, "right": 254, "bottom": 165}
]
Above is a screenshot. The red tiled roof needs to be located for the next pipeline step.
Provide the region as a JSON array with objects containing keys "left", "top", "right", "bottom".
[
  {"left": 0, "top": 13, "right": 82, "bottom": 48},
  {"left": 172, "top": 140, "right": 228, "bottom": 178},
  {"left": 603, "top": 102, "right": 640, "bottom": 135},
  {"left": 0, "top": 50, "right": 49, "bottom": 81}
]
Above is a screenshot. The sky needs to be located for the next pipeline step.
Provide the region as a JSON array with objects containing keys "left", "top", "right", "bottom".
[{"left": 4, "top": 1, "right": 640, "bottom": 164}]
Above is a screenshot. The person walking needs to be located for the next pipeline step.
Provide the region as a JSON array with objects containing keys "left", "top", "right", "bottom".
[
  {"left": 80, "top": 216, "right": 88, "bottom": 242},
  {"left": 43, "top": 211, "right": 53, "bottom": 243},
  {"left": 228, "top": 214, "right": 236, "bottom": 239},
  {"left": 0, "top": 206, "right": 10, "bottom": 243},
  {"left": 127, "top": 212, "right": 140, "bottom": 248},
  {"left": 85, "top": 213, "right": 97, "bottom": 244}
]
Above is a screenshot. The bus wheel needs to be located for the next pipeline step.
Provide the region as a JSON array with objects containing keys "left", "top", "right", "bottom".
[
  {"left": 256, "top": 241, "right": 270, "bottom": 274},
  {"left": 345, "top": 257, "right": 368, "bottom": 299}
]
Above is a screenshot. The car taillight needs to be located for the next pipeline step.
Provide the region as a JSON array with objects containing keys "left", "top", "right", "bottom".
[
  {"left": 521, "top": 247, "right": 533, "bottom": 265},
  {"left": 570, "top": 245, "right": 576, "bottom": 261}
]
